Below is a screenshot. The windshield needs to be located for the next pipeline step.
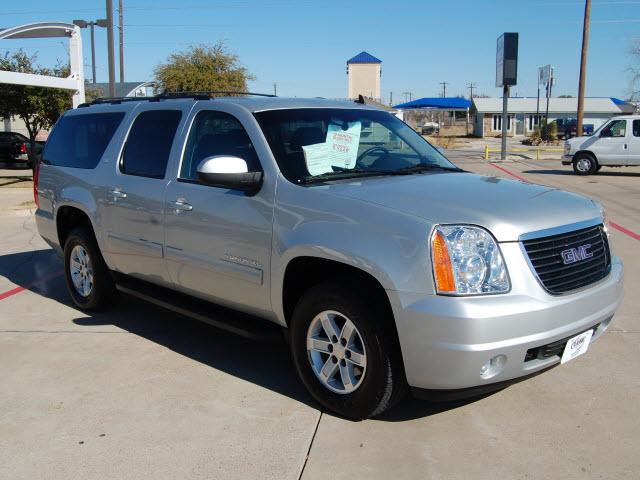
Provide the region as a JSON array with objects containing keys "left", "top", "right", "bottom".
[{"left": 254, "top": 108, "right": 460, "bottom": 184}]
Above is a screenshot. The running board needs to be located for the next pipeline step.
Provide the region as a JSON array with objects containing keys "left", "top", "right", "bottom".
[{"left": 114, "top": 274, "right": 283, "bottom": 342}]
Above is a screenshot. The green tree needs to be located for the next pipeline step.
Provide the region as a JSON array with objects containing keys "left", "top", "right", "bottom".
[
  {"left": 0, "top": 50, "right": 72, "bottom": 161},
  {"left": 154, "top": 43, "right": 255, "bottom": 94}
]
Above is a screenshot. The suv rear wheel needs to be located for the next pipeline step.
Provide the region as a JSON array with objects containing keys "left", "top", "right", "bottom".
[
  {"left": 64, "top": 227, "right": 117, "bottom": 310},
  {"left": 573, "top": 153, "right": 598, "bottom": 175},
  {"left": 290, "top": 281, "right": 406, "bottom": 420}
]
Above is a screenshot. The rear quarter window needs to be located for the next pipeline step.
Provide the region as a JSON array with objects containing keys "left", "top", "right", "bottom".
[{"left": 43, "top": 112, "right": 125, "bottom": 169}]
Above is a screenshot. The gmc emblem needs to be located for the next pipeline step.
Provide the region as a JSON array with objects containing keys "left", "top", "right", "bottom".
[{"left": 561, "top": 244, "right": 593, "bottom": 265}]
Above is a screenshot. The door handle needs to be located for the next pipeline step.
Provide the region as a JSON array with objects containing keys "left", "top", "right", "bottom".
[
  {"left": 170, "top": 199, "right": 193, "bottom": 212},
  {"left": 110, "top": 188, "right": 127, "bottom": 199}
]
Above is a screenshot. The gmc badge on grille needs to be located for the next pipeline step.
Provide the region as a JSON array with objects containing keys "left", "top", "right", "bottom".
[{"left": 561, "top": 244, "right": 593, "bottom": 265}]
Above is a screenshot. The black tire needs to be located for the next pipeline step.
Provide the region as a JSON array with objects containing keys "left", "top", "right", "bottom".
[
  {"left": 572, "top": 153, "right": 598, "bottom": 175},
  {"left": 595, "top": 164, "right": 602, "bottom": 172},
  {"left": 63, "top": 227, "right": 117, "bottom": 310},
  {"left": 290, "top": 281, "right": 407, "bottom": 420}
]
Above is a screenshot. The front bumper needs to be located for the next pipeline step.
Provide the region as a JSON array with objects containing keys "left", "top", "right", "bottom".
[
  {"left": 561, "top": 154, "right": 573, "bottom": 165},
  {"left": 388, "top": 247, "right": 623, "bottom": 391}
]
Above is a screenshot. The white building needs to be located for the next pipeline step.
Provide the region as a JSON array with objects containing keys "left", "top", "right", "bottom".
[
  {"left": 471, "top": 97, "right": 623, "bottom": 137},
  {"left": 347, "top": 51, "right": 381, "bottom": 102}
]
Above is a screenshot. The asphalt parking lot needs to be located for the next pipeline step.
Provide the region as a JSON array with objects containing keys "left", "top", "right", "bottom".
[{"left": 1, "top": 157, "right": 639, "bottom": 480}]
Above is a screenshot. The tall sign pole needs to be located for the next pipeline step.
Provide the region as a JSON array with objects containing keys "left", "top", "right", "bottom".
[
  {"left": 119, "top": 0, "right": 124, "bottom": 83},
  {"left": 536, "top": 68, "right": 542, "bottom": 131},
  {"left": 496, "top": 33, "right": 518, "bottom": 161},
  {"left": 576, "top": 0, "right": 591, "bottom": 138},
  {"left": 106, "top": 0, "right": 116, "bottom": 97}
]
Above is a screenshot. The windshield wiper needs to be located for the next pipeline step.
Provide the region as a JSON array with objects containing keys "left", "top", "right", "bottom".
[
  {"left": 394, "top": 164, "right": 463, "bottom": 173},
  {"left": 299, "top": 168, "right": 410, "bottom": 184}
]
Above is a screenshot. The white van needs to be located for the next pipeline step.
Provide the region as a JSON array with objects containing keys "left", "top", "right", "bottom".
[{"left": 562, "top": 115, "right": 640, "bottom": 175}]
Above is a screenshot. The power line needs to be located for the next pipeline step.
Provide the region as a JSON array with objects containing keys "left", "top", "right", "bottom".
[
  {"left": 440, "top": 81, "right": 448, "bottom": 98},
  {"left": 467, "top": 82, "right": 476, "bottom": 100}
]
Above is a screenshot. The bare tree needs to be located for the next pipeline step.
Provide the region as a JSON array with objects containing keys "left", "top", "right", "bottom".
[{"left": 629, "top": 39, "right": 640, "bottom": 100}]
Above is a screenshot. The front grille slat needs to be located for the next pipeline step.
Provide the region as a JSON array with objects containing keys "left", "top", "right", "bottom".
[
  {"left": 524, "top": 231, "right": 604, "bottom": 253},
  {"left": 537, "top": 252, "right": 605, "bottom": 276},
  {"left": 522, "top": 224, "right": 610, "bottom": 295}
]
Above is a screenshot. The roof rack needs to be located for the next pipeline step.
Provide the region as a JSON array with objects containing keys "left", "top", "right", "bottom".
[
  {"left": 78, "top": 90, "right": 276, "bottom": 107},
  {"left": 158, "top": 91, "right": 277, "bottom": 99}
]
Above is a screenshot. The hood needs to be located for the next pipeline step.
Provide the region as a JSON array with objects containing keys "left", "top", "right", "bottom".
[
  {"left": 567, "top": 134, "right": 599, "bottom": 150},
  {"left": 317, "top": 172, "right": 601, "bottom": 241}
]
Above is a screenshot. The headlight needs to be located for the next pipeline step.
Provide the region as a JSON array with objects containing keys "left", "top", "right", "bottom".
[
  {"left": 431, "top": 225, "right": 510, "bottom": 295},
  {"left": 592, "top": 200, "right": 609, "bottom": 237}
]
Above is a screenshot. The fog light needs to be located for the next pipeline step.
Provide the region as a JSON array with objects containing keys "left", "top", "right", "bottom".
[{"left": 480, "top": 354, "right": 506, "bottom": 379}]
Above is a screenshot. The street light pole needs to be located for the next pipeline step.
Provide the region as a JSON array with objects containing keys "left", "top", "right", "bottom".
[
  {"left": 576, "top": 0, "right": 591, "bottom": 138},
  {"left": 118, "top": 0, "right": 124, "bottom": 83},
  {"left": 106, "top": 0, "right": 116, "bottom": 97},
  {"left": 89, "top": 22, "right": 96, "bottom": 83}
]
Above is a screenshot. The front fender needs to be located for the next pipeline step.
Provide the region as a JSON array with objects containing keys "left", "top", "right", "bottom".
[{"left": 270, "top": 180, "right": 434, "bottom": 324}]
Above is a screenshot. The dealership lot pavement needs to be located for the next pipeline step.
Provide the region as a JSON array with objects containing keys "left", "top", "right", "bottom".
[{"left": 1, "top": 158, "right": 639, "bottom": 480}]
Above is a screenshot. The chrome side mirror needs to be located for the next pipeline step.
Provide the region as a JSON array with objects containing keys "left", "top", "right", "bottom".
[{"left": 196, "top": 156, "right": 262, "bottom": 194}]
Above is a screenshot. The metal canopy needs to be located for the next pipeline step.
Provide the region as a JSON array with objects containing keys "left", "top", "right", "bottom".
[
  {"left": 393, "top": 97, "right": 471, "bottom": 111},
  {"left": 0, "top": 22, "right": 85, "bottom": 107}
]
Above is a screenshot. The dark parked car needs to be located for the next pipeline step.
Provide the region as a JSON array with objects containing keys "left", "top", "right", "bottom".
[
  {"left": 0, "top": 132, "right": 44, "bottom": 166},
  {"left": 552, "top": 119, "right": 594, "bottom": 139}
]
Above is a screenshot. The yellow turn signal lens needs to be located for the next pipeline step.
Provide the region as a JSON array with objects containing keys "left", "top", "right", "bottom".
[{"left": 432, "top": 230, "right": 456, "bottom": 293}]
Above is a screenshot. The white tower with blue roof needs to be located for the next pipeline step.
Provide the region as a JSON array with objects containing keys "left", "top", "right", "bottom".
[{"left": 347, "top": 51, "right": 381, "bottom": 101}]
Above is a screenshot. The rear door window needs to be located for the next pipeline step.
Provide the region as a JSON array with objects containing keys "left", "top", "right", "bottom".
[
  {"left": 43, "top": 112, "right": 125, "bottom": 168},
  {"left": 120, "top": 110, "right": 182, "bottom": 178},
  {"left": 633, "top": 120, "right": 640, "bottom": 137}
]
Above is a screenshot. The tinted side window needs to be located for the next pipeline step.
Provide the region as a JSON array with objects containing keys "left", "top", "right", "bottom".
[
  {"left": 43, "top": 112, "right": 125, "bottom": 169},
  {"left": 180, "top": 110, "right": 260, "bottom": 181},
  {"left": 633, "top": 120, "right": 640, "bottom": 137},
  {"left": 121, "top": 110, "right": 182, "bottom": 178}
]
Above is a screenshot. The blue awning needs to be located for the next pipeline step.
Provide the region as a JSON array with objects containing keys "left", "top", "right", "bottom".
[{"left": 393, "top": 97, "right": 471, "bottom": 110}]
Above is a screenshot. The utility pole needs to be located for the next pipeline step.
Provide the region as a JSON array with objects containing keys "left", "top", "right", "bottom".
[
  {"left": 402, "top": 91, "right": 411, "bottom": 103},
  {"left": 467, "top": 82, "right": 475, "bottom": 100},
  {"left": 389, "top": 91, "right": 393, "bottom": 105},
  {"left": 89, "top": 22, "right": 96, "bottom": 83},
  {"left": 576, "top": 0, "right": 591, "bottom": 138},
  {"left": 106, "top": 0, "right": 116, "bottom": 97},
  {"left": 118, "top": 0, "right": 124, "bottom": 83},
  {"left": 440, "top": 81, "right": 448, "bottom": 98},
  {"left": 273, "top": 82, "right": 277, "bottom": 96}
]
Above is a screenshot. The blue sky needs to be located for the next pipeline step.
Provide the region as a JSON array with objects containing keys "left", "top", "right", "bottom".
[{"left": 3, "top": 0, "right": 639, "bottom": 101}]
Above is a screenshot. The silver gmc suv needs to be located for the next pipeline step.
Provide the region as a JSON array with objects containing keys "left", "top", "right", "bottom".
[{"left": 35, "top": 94, "right": 624, "bottom": 420}]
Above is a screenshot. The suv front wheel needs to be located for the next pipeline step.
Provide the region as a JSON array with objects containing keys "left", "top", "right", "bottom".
[
  {"left": 573, "top": 153, "right": 598, "bottom": 175},
  {"left": 290, "top": 281, "right": 406, "bottom": 420}
]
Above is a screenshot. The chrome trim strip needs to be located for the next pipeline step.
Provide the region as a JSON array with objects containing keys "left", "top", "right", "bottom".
[
  {"left": 106, "top": 232, "right": 163, "bottom": 256},
  {"left": 165, "top": 246, "right": 263, "bottom": 285},
  {"left": 518, "top": 217, "right": 602, "bottom": 242}
]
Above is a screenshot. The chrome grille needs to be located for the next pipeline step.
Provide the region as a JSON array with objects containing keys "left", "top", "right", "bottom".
[{"left": 522, "top": 224, "right": 610, "bottom": 294}]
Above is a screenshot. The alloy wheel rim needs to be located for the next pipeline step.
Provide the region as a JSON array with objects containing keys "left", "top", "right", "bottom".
[
  {"left": 306, "top": 310, "right": 367, "bottom": 394},
  {"left": 69, "top": 245, "right": 94, "bottom": 297},
  {"left": 577, "top": 158, "right": 591, "bottom": 172}
]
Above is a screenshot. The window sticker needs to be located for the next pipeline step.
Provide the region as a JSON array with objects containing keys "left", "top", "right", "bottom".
[
  {"left": 325, "top": 121, "right": 361, "bottom": 169},
  {"left": 302, "top": 143, "right": 332, "bottom": 176}
]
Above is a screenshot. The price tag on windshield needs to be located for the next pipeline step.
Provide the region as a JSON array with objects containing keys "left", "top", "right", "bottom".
[{"left": 326, "top": 121, "right": 361, "bottom": 170}]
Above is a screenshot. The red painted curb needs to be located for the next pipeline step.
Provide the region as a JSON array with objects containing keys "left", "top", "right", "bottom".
[{"left": 610, "top": 221, "right": 640, "bottom": 242}]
